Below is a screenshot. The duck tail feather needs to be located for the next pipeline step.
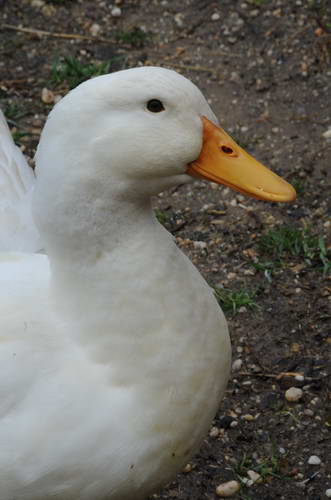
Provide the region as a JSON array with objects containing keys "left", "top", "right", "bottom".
[{"left": 0, "top": 110, "right": 42, "bottom": 252}]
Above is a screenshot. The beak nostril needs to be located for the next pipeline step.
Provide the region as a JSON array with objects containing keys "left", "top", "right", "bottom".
[{"left": 221, "top": 145, "right": 234, "bottom": 154}]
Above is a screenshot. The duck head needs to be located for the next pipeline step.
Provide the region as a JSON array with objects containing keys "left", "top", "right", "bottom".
[{"left": 35, "top": 66, "right": 295, "bottom": 209}]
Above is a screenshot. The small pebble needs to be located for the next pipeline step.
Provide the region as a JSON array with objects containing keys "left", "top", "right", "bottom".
[
  {"left": 308, "top": 455, "right": 321, "bottom": 465},
  {"left": 247, "top": 470, "right": 261, "bottom": 483},
  {"left": 31, "top": 0, "right": 44, "bottom": 6},
  {"left": 232, "top": 359, "right": 243, "bottom": 371},
  {"left": 209, "top": 426, "right": 220, "bottom": 438},
  {"left": 193, "top": 240, "right": 207, "bottom": 250},
  {"left": 216, "top": 480, "right": 240, "bottom": 497},
  {"left": 89, "top": 23, "right": 101, "bottom": 36},
  {"left": 242, "top": 414, "right": 254, "bottom": 422},
  {"left": 325, "top": 489, "right": 331, "bottom": 498},
  {"left": 41, "top": 87, "right": 55, "bottom": 104},
  {"left": 183, "top": 463, "right": 192, "bottom": 473},
  {"left": 303, "top": 409, "right": 314, "bottom": 417},
  {"left": 174, "top": 13, "right": 184, "bottom": 27},
  {"left": 111, "top": 6, "right": 122, "bottom": 17},
  {"left": 322, "top": 128, "right": 331, "bottom": 139},
  {"left": 211, "top": 12, "right": 221, "bottom": 21},
  {"left": 285, "top": 387, "right": 303, "bottom": 402}
]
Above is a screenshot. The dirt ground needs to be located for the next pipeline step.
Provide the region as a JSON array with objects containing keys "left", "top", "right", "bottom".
[{"left": 1, "top": 0, "right": 331, "bottom": 499}]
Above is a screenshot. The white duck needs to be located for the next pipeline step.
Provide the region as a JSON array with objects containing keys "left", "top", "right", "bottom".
[{"left": 0, "top": 66, "right": 295, "bottom": 500}]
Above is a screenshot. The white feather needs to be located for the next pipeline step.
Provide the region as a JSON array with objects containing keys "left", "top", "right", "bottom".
[{"left": 0, "top": 110, "right": 41, "bottom": 251}]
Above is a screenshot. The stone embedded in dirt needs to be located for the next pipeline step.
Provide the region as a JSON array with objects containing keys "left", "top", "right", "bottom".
[
  {"left": 219, "top": 416, "right": 236, "bottom": 429},
  {"left": 209, "top": 426, "right": 220, "bottom": 438},
  {"left": 232, "top": 358, "right": 243, "bottom": 371},
  {"left": 322, "top": 128, "right": 331, "bottom": 139},
  {"left": 42, "top": 4, "right": 56, "bottom": 16},
  {"left": 325, "top": 489, "right": 331, "bottom": 498},
  {"left": 308, "top": 455, "right": 321, "bottom": 465},
  {"left": 216, "top": 480, "right": 240, "bottom": 497},
  {"left": 182, "top": 463, "right": 192, "bottom": 473},
  {"left": 303, "top": 408, "right": 314, "bottom": 417},
  {"left": 242, "top": 414, "right": 254, "bottom": 422},
  {"left": 111, "top": 6, "right": 122, "bottom": 17},
  {"left": 247, "top": 470, "right": 262, "bottom": 483},
  {"left": 31, "top": 0, "right": 44, "bottom": 7},
  {"left": 285, "top": 387, "right": 303, "bottom": 402},
  {"left": 211, "top": 12, "right": 221, "bottom": 21},
  {"left": 41, "top": 88, "right": 55, "bottom": 104},
  {"left": 174, "top": 13, "right": 184, "bottom": 28},
  {"left": 192, "top": 240, "right": 207, "bottom": 250},
  {"left": 90, "top": 23, "right": 101, "bottom": 36}
]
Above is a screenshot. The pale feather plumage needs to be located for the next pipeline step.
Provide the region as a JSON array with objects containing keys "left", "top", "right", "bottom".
[
  {"left": 0, "top": 67, "right": 231, "bottom": 499},
  {"left": 0, "top": 111, "right": 41, "bottom": 252}
]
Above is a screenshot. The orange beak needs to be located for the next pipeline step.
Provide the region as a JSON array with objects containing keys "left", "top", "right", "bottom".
[{"left": 187, "top": 117, "right": 296, "bottom": 202}]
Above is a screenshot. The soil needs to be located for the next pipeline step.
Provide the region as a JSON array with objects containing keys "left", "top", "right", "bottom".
[{"left": 1, "top": 0, "right": 330, "bottom": 499}]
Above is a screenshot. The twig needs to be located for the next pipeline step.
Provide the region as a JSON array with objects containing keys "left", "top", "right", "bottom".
[
  {"left": 0, "top": 78, "right": 34, "bottom": 86},
  {"left": 237, "top": 370, "right": 330, "bottom": 382},
  {"left": 166, "top": 62, "right": 220, "bottom": 76},
  {"left": 2, "top": 24, "right": 116, "bottom": 44}
]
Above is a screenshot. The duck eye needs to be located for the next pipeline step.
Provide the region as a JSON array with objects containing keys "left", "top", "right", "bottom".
[{"left": 147, "top": 99, "right": 165, "bottom": 113}]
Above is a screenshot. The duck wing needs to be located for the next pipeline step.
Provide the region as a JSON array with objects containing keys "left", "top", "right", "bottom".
[{"left": 0, "top": 110, "right": 41, "bottom": 252}]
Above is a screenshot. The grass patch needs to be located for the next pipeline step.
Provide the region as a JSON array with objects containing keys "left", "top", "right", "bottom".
[
  {"left": 258, "top": 226, "right": 331, "bottom": 275},
  {"left": 289, "top": 177, "right": 306, "bottom": 197},
  {"left": 235, "top": 448, "right": 285, "bottom": 485},
  {"left": 115, "top": 27, "right": 150, "bottom": 48},
  {"left": 250, "top": 261, "right": 275, "bottom": 283},
  {"left": 11, "top": 130, "right": 30, "bottom": 147},
  {"left": 4, "top": 103, "right": 28, "bottom": 125},
  {"left": 213, "top": 287, "right": 258, "bottom": 314},
  {"left": 154, "top": 209, "right": 169, "bottom": 226},
  {"left": 50, "top": 56, "right": 118, "bottom": 89}
]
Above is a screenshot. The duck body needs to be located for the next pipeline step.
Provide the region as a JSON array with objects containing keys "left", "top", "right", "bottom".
[
  {"left": 0, "top": 220, "right": 229, "bottom": 499},
  {"left": 0, "top": 66, "right": 294, "bottom": 499}
]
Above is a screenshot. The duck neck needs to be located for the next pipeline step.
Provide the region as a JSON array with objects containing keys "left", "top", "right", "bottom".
[{"left": 39, "top": 189, "right": 163, "bottom": 273}]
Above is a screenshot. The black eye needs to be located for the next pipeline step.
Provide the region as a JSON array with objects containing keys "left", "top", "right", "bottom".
[{"left": 147, "top": 99, "right": 165, "bottom": 113}]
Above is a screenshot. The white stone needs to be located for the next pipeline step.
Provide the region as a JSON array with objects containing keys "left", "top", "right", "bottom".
[
  {"left": 193, "top": 240, "right": 207, "bottom": 250},
  {"left": 111, "top": 6, "right": 122, "bottom": 17},
  {"left": 232, "top": 359, "right": 243, "bottom": 371},
  {"left": 285, "top": 387, "right": 303, "bottom": 402},
  {"left": 247, "top": 470, "right": 261, "bottom": 483},
  {"left": 211, "top": 12, "right": 221, "bottom": 21},
  {"left": 174, "top": 13, "right": 184, "bottom": 27},
  {"left": 216, "top": 480, "right": 240, "bottom": 497},
  {"left": 41, "top": 87, "right": 55, "bottom": 104},
  {"left": 209, "top": 426, "right": 220, "bottom": 438},
  {"left": 322, "top": 128, "right": 331, "bottom": 139},
  {"left": 308, "top": 455, "right": 321, "bottom": 465},
  {"left": 325, "top": 489, "right": 331, "bottom": 498},
  {"left": 90, "top": 23, "right": 101, "bottom": 36},
  {"left": 242, "top": 414, "right": 254, "bottom": 422},
  {"left": 31, "top": 0, "right": 45, "bottom": 7}
]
